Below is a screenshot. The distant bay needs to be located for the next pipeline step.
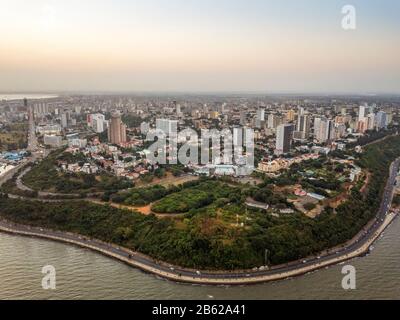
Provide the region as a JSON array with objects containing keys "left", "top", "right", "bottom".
[{"left": 0, "top": 94, "right": 59, "bottom": 101}]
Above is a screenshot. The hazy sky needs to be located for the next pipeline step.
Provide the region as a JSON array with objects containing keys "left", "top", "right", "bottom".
[{"left": 0, "top": 0, "right": 399, "bottom": 93}]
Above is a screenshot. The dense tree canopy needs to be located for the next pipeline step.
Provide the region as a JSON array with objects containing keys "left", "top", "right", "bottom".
[{"left": 1, "top": 136, "right": 400, "bottom": 269}]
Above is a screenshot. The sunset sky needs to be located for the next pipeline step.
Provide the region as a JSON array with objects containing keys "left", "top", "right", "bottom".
[{"left": 0, "top": 0, "right": 399, "bottom": 93}]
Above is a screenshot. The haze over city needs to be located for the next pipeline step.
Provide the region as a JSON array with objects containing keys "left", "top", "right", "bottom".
[{"left": 0, "top": 0, "right": 399, "bottom": 93}]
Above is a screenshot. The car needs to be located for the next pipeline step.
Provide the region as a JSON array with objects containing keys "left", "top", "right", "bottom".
[
  {"left": 302, "top": 260, "right": 307, "bottom": 264},
  {"left": 196, "top": 270, "right": 201, "bottom": 275}
]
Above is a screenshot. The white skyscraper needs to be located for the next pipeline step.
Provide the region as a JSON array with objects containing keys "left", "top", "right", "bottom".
[
  {"left": 314, "top": 117, "right": 335, "bottom": 143},
  {"left": 233, "top": 127, "right": 243, "bottom": 148},
  {"left": 376, "top": 111, "right": 388, "bottom": 130},
  {"left": 255, "top": 108, "right": 265, "bottom": 128},
  {"left": 367, "top": 114, "right": 376, "bottom": 130},
  {"left": 61, "top": 113, "right": 68, "bottom": 128},
  {"left": 358, "top": 105, "right": 366, "bottom": 122},
  {"left": 89, "top": 113, "right": 107, "bottom": 133}
]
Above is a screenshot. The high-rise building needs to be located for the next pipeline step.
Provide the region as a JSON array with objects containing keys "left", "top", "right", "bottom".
[
  {"left": 286, "top": 109, "right": 295, "bottom": 122},
  {"left": 61, "top": 113, "right": 68, "bottom": 128},
  {"left": 108, "top": 113, "right": 127, "bottom": 145},
  {"left": 33, "top": 103, "right": 49, "bottom": 116},
  {"left": 275, "top": 124, "right": 294, "bottom": 155},
  {"left": 376, "top": 111, "right": 387, "bottom": 130},
  {"left": 358, "top": 105, "right": 366, "bottom": 122},
  {"left": 239, "top": 111, "right": 246, "bottom": 126},
  {"left": 335, "top": 124, "right": 347, "bottom": 139},
  {"left": 314, "top": 117, "right": 335, "bottom": 143},
  {"left": 233, "top": 127, "right": 243, "bottom": 147},
  {"left": 255, "top": 108, "right": 265, "bottom": 128},
  {"left": 367, "top": 114, "right": 376, "bottom": 131},
  {"left": 295, "top": 114, "right": 311, "bottom": 140},
  {"left": 267, "top": 114, "right": 275, "bottom": 129},
  {"left": 357, "top": 119, "right": 368, "bottom": 134},
  {"left": 267, "top": 114, "right": 284, "bottom": 129},
  {"left": 88, "top": 113, "right": 107, "bottom": 133}
]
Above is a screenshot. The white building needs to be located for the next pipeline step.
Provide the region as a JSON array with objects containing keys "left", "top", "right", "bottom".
[
  {"left": 68, "top": 138, "right": 88, "bottom": 149},
  {"left": 33, "top": 103, "right": 49, "bottom": 116},
  {"left": 36, "top": 124, "right": 62, "bottom": 135},
  {"left": 44, "top": 135, "right": 63, "bottom": 147},
  {"left": 61, "top": 113, "right": 68, "bottom": 128},
  {"left": 255, "top": 108, "right": 265, "bottom": 128},
  {"left": 88, "top": 113, "right": 107, "bottom": 133},
  {"left": 376, "top": 111, "right": 388, "bottom": 129},
  {"left": 314, "top": 117, "right": 335, "bottom": 143},
  {"left": 358, "top": 105, "right": 366, "bottom": 122}
]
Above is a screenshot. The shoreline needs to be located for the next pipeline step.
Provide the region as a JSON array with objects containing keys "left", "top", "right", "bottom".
[
  {"left": 0, "top": 211, "right": 397, "bottom": 286},
  {"left": 1, "top": 151, "right": 399, "bottom": 286}
]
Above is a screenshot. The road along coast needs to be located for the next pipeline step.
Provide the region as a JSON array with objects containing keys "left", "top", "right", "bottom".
[
  {"left": 0, "top": 212, "right": 396, "bottom": 285},
  {"left": 1, "top": 154, "right": 399, "bottom": 285}
]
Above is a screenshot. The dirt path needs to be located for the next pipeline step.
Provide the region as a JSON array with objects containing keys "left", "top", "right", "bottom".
[{"left": 89, "top": 199, "right": 183, "bottom": 219}]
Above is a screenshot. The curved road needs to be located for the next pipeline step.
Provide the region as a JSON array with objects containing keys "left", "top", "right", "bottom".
[{"left": 0, "top": 158, "right": 399, "bottom": 285}]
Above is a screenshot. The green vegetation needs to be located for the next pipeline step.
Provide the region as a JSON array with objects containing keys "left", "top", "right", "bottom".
[
  {"left": 303, "top": 203, "right": 317, "bottom": 211},
  {"left": 110, "top": 179, "right": 205, "bottom": 206},
  {"left": 149, "top": 180, "right": 242, "bottom": 214},
  {"left": 152, "top": 189, "right": 213, "bottom": 213},
  {"left": 0, "top": 123, "right": 28, "bottom": 151},
  {"left": 1, "top": 136, "right": 400, "bottom": 270},
  {"left": 111, "top": 185, "right": 170, "bottom": 206},
  {"left": 0, "top": 165, "right": 38, "bottom": 198},
  {"left": 348, "top": 128, "right": 397, "bottom": 148},
  {"left": 22, "top": 150, "right": 133, "bottom": 194},
  {"left": 122, "top": 114, "right": 149, "bottom": 129}
]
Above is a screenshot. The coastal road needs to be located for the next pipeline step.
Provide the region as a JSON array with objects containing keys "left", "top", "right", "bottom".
[{"left": 1, "top": 157, "right": 399, "bottom": 285}]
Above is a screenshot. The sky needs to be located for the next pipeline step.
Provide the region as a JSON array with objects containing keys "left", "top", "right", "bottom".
[{"left": 0, "top": 0, "right": 399, "bottom": 94}]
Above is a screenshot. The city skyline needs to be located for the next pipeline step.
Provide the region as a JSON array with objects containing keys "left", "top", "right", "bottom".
[{"left": 0, "top": 0, "right": 399, "bottom": 94}]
